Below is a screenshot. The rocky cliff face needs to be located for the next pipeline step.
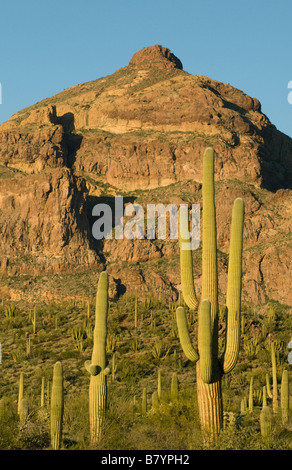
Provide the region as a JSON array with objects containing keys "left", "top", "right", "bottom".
[{"left": 0, "top": 45, "right": 291, "bottom": 306}]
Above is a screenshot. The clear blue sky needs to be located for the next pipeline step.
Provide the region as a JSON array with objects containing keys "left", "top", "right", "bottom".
[{"left": 0, "top": 0, "right": 291, "bottom": 137}]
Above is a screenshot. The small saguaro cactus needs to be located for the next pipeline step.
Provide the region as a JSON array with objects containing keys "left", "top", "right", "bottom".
[
  {"left": 157, "top": 369, "right": 162, "bottom": 400},
  {"left": 41, "top": 377, "right": 45, "bottom": 407},
  {"left": 170, "top": 373, "right": 179, "bottom": 401},
  {"left": 111, "top": 352, "right": 117, "bottom": 382},
  {"left": 281, "top": 369, "right": 289, "bottom": 425},
  {"left": 248, "top": 377, "right": 254, "bottom": 412},
  {"left": 32, "top": 306, "right": 37, "bottom": 335},
  {"left": 176, "top": 147, "right": 245, "bottom": 441},
  {"left": 84, "top": 272, "right": 110, "bottom": 445},
  {"left": 18, "top": 372, "right": 24, "bottom": 415},
  {"left": 141, "top": 387, "right": 147, "bottom": 415},
  {"left": 260, "top": 406, "right": 272, "bottom": 443},
  {"left": 240, "top": 397, "right": 247, "bottom": 414},
  {"left": 19, "top": 398, "right": 29, "bottom": 425},
  {"left": 50, "top": 361, "right": 64, "bottom": 450},
  {"left": 134, "top": 294, "right": 138, "bottom": 329},
  {"left": 152, "top": 391, "right": 159, "bottom": 410}
]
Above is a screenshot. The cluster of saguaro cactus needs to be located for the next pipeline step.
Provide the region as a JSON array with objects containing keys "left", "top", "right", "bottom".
[
  {"left": 176, "top": 147, "right": 245, "bottom": 441},
  {"left": 84, "top": 271, "right": 110, "bottom": 445}
]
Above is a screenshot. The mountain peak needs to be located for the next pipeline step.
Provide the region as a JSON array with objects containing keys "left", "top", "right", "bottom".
[{"left": 129, "top": 45, "right": 183, "bottom": 70}]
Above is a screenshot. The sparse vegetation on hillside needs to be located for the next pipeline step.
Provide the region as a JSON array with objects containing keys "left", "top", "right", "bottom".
[{"left": 0, "top": 290, "right": 291, "bottom": 450}]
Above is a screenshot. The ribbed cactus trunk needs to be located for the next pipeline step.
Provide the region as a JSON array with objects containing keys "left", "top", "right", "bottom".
[
  {"left": 85, "top": 271, "right": 109, "bottom": 445},
  {"left": 177, "top": 147, "right": 244, "bottom": 443},
  {"left": 50, "top": 361, "right": 64, "bottom": 450}
]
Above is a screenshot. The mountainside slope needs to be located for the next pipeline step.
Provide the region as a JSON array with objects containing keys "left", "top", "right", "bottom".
[{"left": 0, "top": 45, "right": 291, "bottom": 307}]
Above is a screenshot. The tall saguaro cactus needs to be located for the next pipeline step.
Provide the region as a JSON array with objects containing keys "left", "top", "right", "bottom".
[
  {"left": 177, "top": 147, "right": 245, "bottom": 441},
  {"left": 85, "top": 271, "right": 110, "bottom": 445},
  {"left": 50, "top": 361, "right": 64, "bottom": 450}
]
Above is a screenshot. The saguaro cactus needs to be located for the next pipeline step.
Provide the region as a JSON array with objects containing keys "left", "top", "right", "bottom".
[
  {"left": 260, "top": 406, "right": 272, "bottom": 443},
  {"left": 266, "top": 342, "right": 279, "bottom": 414},
  {"left": 41, "top": 376, "right": 45, "bottom": 407},
  {"left": 85, "top": 271, "right": 110, "bottom": 445},
  {"left": 281, "top": 369, "right": 289, "bottom": 425},
  {"left": 177, "top": 147, "right": 244, "bottom": 441},
  {"left": 170, "top": 373, "right": 179, "bottom": 401},
  {"left": 142, "top": 387, "right": 147, "bottom": 415},
  {"left": 19, "top": 398, "right": 29, "bottom": 425},
  {"left": 50, "top": 361, "right": 64, "bottom": 450},
  {"left": 18, "top": 372, "right": 24, "bottom": 415},
  {"left": 248, "top": 376, "right": 254, "bottom": 412}
]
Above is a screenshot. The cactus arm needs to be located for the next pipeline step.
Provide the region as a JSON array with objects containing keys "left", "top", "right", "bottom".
[
  {"left": 198, "top": 300, "right": 213, "bottom": 384},
  {"left": 84, "top": 361, "right": 101, "bottom": 376},
  {"left": 103, "top": 367, "right": 110, "bottom": 376},
  {"left": 176, "top": 306, "right": 199, "bottom": 363},
  {"left": 222, "top": 198, "right": 245, "bottom": 374},
  {"left": 179, "top": 205, "right": 199, "bottom": 310}
]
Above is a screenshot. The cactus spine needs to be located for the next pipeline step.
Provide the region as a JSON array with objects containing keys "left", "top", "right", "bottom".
[
  {"left": 177, "top": 147, "right": 244, "bottom": 441},
  {"left": 50, "top": 361, "right": 64, "bottom": 450},
  {"left": 85, "top": 271, "right": 110, "bottom": 445}
]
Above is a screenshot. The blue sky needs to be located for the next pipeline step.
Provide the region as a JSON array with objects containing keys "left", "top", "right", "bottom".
[{"left": 0, "top": 0, "right": 291, "bottom": 137}]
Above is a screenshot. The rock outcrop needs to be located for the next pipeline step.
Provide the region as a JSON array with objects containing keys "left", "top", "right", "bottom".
[{"left": 0, "top": 45, "right": 291, "bottom": 306}]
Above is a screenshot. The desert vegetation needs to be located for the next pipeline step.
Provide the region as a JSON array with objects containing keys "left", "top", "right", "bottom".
[{"left": 0, "top": 148, "right": 291, "bottom": 450}]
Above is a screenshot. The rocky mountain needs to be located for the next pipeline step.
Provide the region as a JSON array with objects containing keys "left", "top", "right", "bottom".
[{"left": 0, "top": 45, "right": 291, "bottom": 307}]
